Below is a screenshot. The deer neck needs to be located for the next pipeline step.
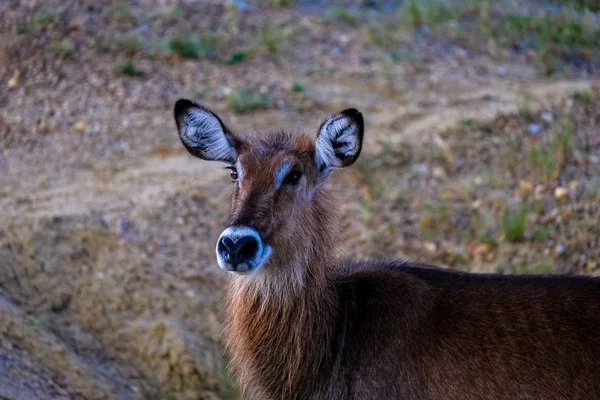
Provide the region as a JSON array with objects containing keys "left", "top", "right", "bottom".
[{"left": 224, "top": 189, "right": 339, "bottom": 398}]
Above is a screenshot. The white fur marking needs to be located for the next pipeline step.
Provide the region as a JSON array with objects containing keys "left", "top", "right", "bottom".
[
  {"left": 181, "top": 108, "right": 236, "bottom": 162},
  {"left": 235, "top": 161, "right": 245, "bottom": 182},
  {"left": 316, "top": 115, "right": 358, "bottom": 173},
  {"left": 274, "top": 162, "right": 292, "bottom": 189}
]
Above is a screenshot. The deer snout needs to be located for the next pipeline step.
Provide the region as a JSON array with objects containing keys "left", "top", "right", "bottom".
[{"left": 216, "top": 226, "right": 271, "bottom": 274}]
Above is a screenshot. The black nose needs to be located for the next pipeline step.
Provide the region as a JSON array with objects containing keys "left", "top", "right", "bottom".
[{"left": 218, "top": 235, "right": 259, "bottom": 266}]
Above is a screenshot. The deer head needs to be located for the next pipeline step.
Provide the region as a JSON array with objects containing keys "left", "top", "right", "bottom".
[{"left": 174, "top": 99, "right": 363, "bottom": 281}]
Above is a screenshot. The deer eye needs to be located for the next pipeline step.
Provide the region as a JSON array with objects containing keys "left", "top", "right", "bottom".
[
  {"left": 283, "top": 170, "right": 302, "bottom": 186},
  {"left": 226, "top": 166, "right": 238, "bottom": 182}
]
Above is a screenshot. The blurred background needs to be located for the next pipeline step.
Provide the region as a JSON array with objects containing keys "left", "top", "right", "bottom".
[{"left": 1, "top": 0, "right": 599, "bottom": 398}]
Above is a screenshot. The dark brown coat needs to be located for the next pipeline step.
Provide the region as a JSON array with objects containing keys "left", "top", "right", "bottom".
[{"left": 173, "top": 100, "right": 600, "bottom": 400}]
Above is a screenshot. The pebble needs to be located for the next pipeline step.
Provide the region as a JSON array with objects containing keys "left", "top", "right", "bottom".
[
  {"left": 555, "top": 244, "right": 565, "bottom": 255},
  {"left": 424, "top": 242, "right": 438, "bottom": 253},
  {"left": 527, "top": 123, "right": 542, "bottom": 134},
  {"left": 519, "top": 180, "right": 533, "bottom": 194},
  {"left": 415, "top": 163, "right": 429, "bottom": 176},
  {"left": 535, "top": 185, "right": 546, "bottom": 196},
  {"left": 8, "top": 71, "right": 20, "bottom": 89},
  {"left": 432, "top": 166, "right": 447, "bottom": 179},
  {"left": 568, "top": 180, "right": 579, "bottom": 191},
  {"left": 554, "top": 187, "right": 569, "bottom": 201},
  {"left": 72, "top": 121, "right": 86, "bottom": 133},
  {"left": 541, "top": 112, "right": 554, "bottom": 122},
  {"left": 455, "top": 47, "right": 469, "bottom": 59}
]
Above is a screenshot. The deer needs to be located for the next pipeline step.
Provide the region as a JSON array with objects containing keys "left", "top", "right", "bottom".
[{"left": 173, "top": 98, "right": 600, "bottom": 400}]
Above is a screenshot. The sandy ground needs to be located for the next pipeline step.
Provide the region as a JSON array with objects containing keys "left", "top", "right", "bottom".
[{"left": 0, "top": 0, "right": 598, "bottom": 398}]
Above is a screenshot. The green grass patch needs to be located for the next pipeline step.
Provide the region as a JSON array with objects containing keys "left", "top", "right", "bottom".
[
  {"left": 332, "top": 6, "right": 360, "bottom": 27},
  {"left": 500, "top": 12, "right": 600, "bottom": 74},
  {"left": 528, "top": 146, "right": 558, "bottom": 182},
  {"left": 553, "top": 117, "right": 574, "bottom": 167},
  {"left": 518, "top": 104, "right": 533, "bottom": 121},
  {"left": 384, "top": 2, "right": 600, "bottom": 76},
  {"left": 402, "top": 0, "right": 457, "bottom": 31},
  {"left": 518, "top": 255, "right": 553, "bottom": 274},
  {"left": 116, "top": 62, "right": 145, "bottom": 77},
  {"left": 549, "top": 0, "right": 600, "bottom": 10},
  {"left": 227, "top": 88, "right": 273, "bottom": 114},
  {"left": 114, "top": 31, "right": 147, "bottom": 55},
  {"left": 168, "top": 34, "right": 215, "bottom": 59},
  {"left": 572, "top": 90, "right": 593, "bottom": 104},
  {"left": 292, "top": 81, "right": 305, "bottom": 93},
  {"left": 226, "top": 51, "right": 248, "bottom": 65},
  {"left": 532, "top": 226, "right": 550, "bottom": 241},
  {"left": 502, "top": 205, "right": 528, "bottom": 242},
  {"left": 53, "top": 39, "right": 75, "bottom": 56},
  {"left": 259, "top": 0, "right": 296, "bottom": 6},
  {"left": 260, "top": 21, "right": 288, "bottom": 54},
  {"left": 33, "top": 10, "right": 68, "bottom": 31}
]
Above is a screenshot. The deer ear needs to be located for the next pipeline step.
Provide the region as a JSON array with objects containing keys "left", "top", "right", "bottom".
[
  {"left": 315, "top": 108, "right": 364, "bottom": 179},
  {"left": 174, "top": 99, "right": 238, "bottom": 164}
]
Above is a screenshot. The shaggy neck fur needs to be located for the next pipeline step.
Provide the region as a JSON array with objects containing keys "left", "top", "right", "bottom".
[{"left": 224, "top": 187, "right": 339, "bottom": 399}]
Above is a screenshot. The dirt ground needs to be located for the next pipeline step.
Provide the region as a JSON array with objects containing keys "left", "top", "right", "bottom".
[{"left": 1, "top": 0, "right": 599, "bottom": 398}]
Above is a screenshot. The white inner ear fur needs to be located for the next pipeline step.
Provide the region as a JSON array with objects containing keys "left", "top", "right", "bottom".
[
  {"left": 181, "top": 108, "right": 237, "bottom": 162},
  {"left": 315, "top": 115, "right": 358, "bottom": 172}
]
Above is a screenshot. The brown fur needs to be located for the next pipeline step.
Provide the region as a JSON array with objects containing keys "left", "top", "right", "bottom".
[{"left": 174, "top": 104, "right": 600, "bottom": 399}]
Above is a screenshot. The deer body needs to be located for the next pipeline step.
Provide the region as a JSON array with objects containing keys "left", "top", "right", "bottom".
[{"left": 173, "top": 99, "right": 600, "bottom": 400}]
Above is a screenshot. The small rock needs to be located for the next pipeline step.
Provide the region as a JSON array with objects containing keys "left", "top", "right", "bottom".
[
  {"left": 519, "top": 180, "right": 533, "bottom": 194},
  {"left": 469, "top": 242, "right": 492, "bottom": 257},
  {"left": 528, "top": 123, "right": 542, "bottom": 134},
  {"left": 554, "top": 187, "right": 569, "bottom": 201},
  {"left": 568, "top": 180, "right": 579, "bottom": 191},
  {"left": 434, "top": 135, "right": 454, "bottom": 167},
  {"left": 535, "top": 185, "right": 546, "bottom": 196},
  {"left": 229, "top": 0, "right": 250, "bottom": 11},
  {"left": 541, "top": 112, "right": 553, "bottom": 122},
  {"left": 471, "top": 199, "right": 482, "bottom": 209},
  {"left": 68, "top": 18, "right": 85, "bottom": 31},
  {"left": 420, "top": 25, "right": 432, "bottom": 35},
  {"left": 418, "top": 214, "right": 435, "bottom": 230},
  {"left": 259, "top": 84, "right": 269, "bottom": 94},
  {"left": 7, "top": 70, "right": 19, "bottom": 89},
  {"left": 424, "top": 242, "right": 438, "bottom": 253},
  {"left": 8, "top": 76, "right": 18, "bottom": 89},
  {"left": 72, "top": 121, "right": 86, "bottom": 133},
  {"left": 455, "top": 47, "right": 469, "bottom": 59},
  {"left": 415, "top": 163, "right": 429, "bottom": 176},
  {"left": 432, "top": 166, "right": 446, "bottom": 179},
  {"left": 555, "top": 244, "right": 565, "bottom": 255},
  {"left": 497, "top": 66, "right": 507, "bottom": 76}
]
